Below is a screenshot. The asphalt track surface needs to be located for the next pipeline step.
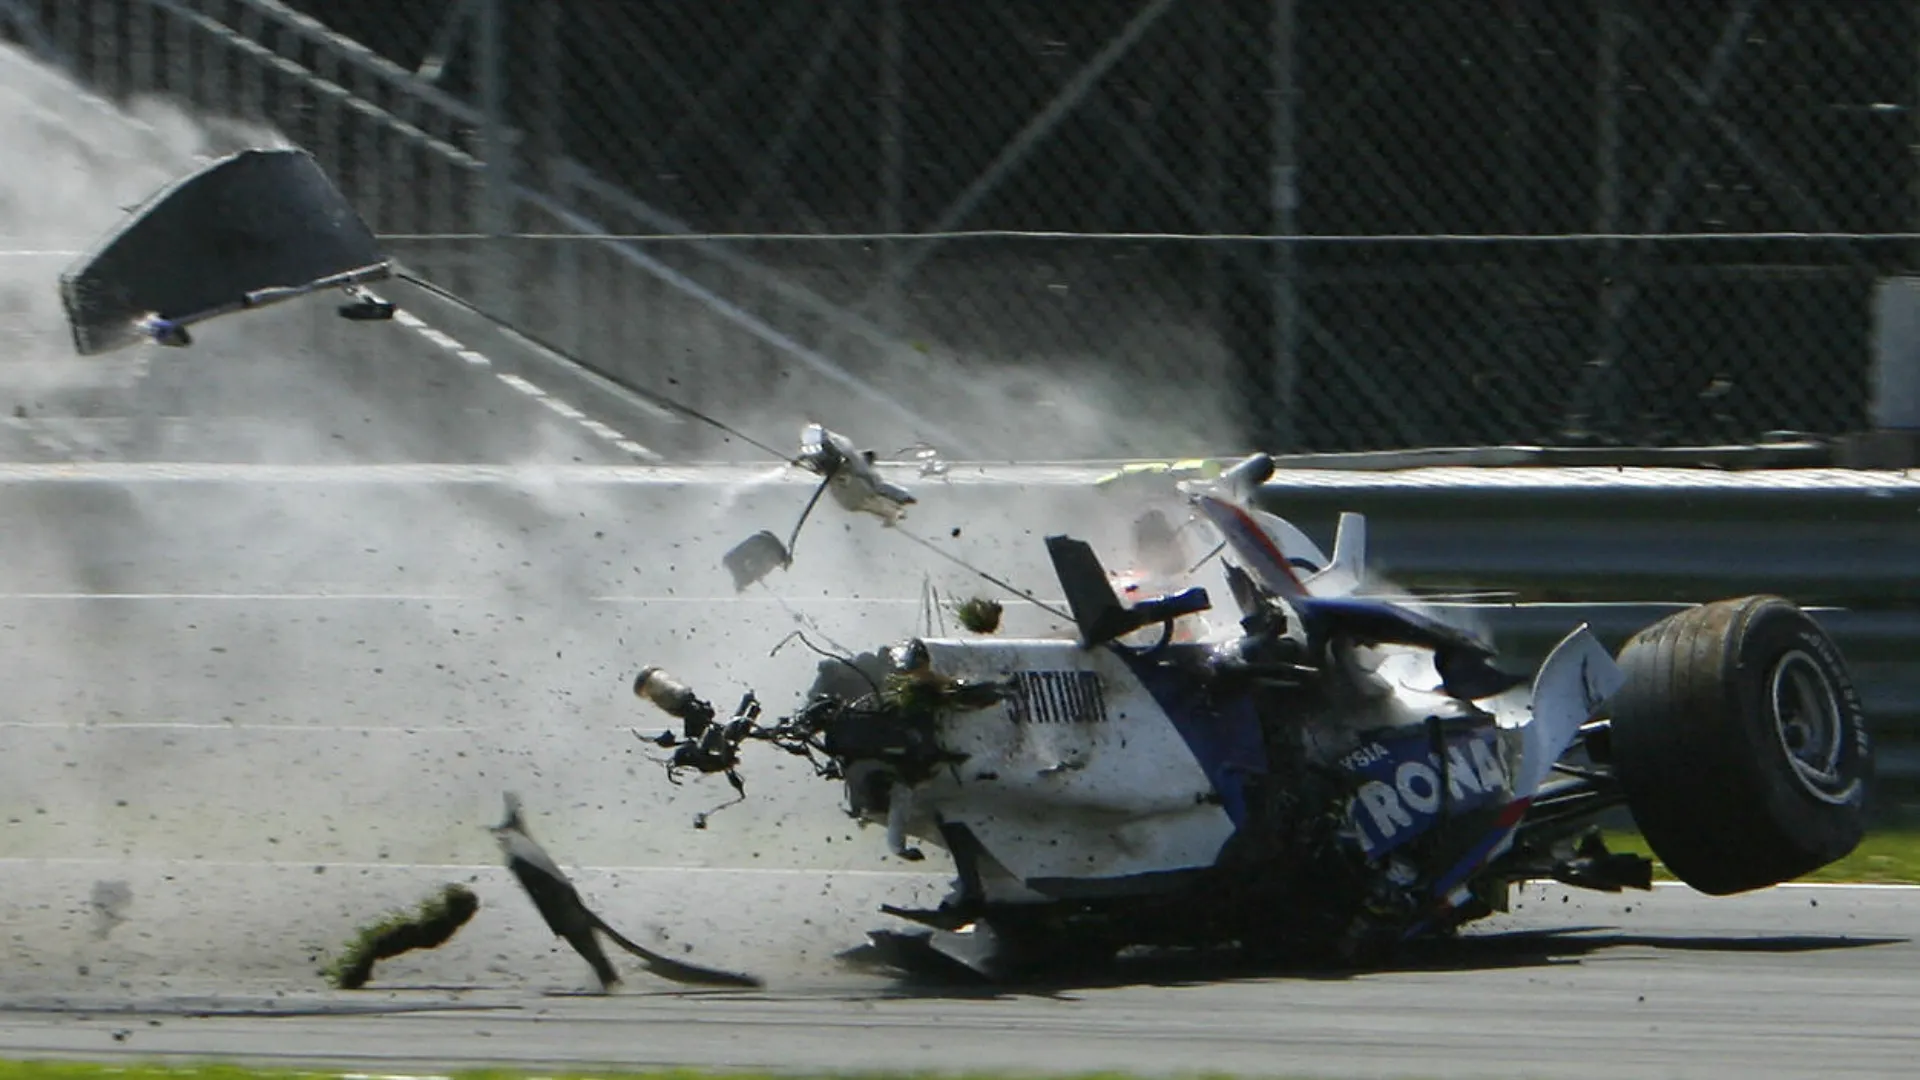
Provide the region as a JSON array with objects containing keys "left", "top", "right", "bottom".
[
  {"left": 0, "top": 299, "right": 1913, "bottom": 1079},
  {"left": 0, "top": 880, "right": 1912, "bottom": 1080},
  {"left": 4, "top": 64, "right": 1919, "bottom": 1077}
]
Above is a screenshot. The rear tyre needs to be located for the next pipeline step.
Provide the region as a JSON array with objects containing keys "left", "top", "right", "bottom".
[{"left": 1607, "top": 595, "right": 1871, "bottom": 895}]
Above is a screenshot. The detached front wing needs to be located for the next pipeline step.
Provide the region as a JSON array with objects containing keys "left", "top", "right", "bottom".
[{"left": 60, "top": 147, "right": 390, "bottom": 355}]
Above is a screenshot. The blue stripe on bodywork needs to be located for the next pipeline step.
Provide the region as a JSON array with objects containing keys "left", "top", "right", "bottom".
[{"left": 1113, "top": 649, "right": 1267, "bottom": 826}]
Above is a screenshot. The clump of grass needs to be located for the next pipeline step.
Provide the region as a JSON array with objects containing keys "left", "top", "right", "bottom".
[
  {"left": 953, "top": 596, "right": 1004, "bottom": 634},
  {"left": 882, "top": 671, "right": 1007, "bottom": 717},
  {"left": 324, "top": 882, "right": 480, "bottom": 990},
  {"left": 881, "top": 670, "right": 948, "bottom": 716}
]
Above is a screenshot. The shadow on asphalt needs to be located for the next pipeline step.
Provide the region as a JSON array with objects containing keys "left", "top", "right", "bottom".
[
  {"left": 841, "top": 926, "right": 1911, "bottom": 1001},
  {"left": 7, "top": 931, "right": 1900, "bottom": 1013}
]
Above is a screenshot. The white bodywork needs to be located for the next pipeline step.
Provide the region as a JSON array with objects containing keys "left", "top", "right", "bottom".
[
  {"left": 837, "top": 472, "right": 1629, "bottom": 911},
  {"left": 883, "top": 624, "right": 1625, "bottom": 905},
  {"left": 900, "top": 640, "right": 1235, "bottom": 901},
  {"left": 1510, "top": 624, "right": 1626, "bottom": 797},
  {"left": 876, "top": 618, "right": 1624, "bottom": 905}
]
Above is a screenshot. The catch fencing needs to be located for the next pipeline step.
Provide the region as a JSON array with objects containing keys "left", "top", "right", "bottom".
[{"left": 10, "top": 0, "right": 1920, "bottom": 458}]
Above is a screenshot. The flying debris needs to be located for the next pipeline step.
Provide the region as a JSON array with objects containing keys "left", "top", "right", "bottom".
[
  {"left": 952, "top": 596, "right": 1004, "bottom": 635},
  {"left": 903, "top": 442, "right": 950, "bottom": 477},
  {"left": 633, "top": 666, "right": 743, "bottom": 799},
  {"left": 797, "top": 423, "right": 917, "bottom": 523},
  {"left": 635, "top": 667, "right": 807, "bottom": 827},
  {"left": 721, "top": 423, "right": 921, "bottom": 592},
  {"left": 61, "top": 154, "right": 921, "bottom": 592},
  {"left": 490, "top": 794, "right": 763, "bottom": 990},
  {"left": 60, "top": 147, "right": 396, "bottom": 355},
  {"left": 336, "top": 283, "right": 398, "bottom": 321},
  {"left": 324, "top": 883, "right": 480, "bottom": 990},
  {"left": 722, "top": 530, "right": 792, "bottom": 592}
]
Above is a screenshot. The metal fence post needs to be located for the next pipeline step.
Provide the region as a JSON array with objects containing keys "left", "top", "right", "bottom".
[
  {"left": 166, "top": 4, "right": 190, "bottom": 103},
  {"left": 528, "top": 1, "right": 562, "bottom": 177},
  {"left": 1268, "top": 0, "right": 1301, "bottom": 453},
  {"left": 1913, "top": 0, "right": 1920, "bottom": 277},
  {"left": 528, "top": 0, "right": 565, "bottom": 342},
  {"left": 554, "top": 163, "right": 582, "bottom": 360},
  {"left": 93, "top": 0, "right": 120, "bottom": 100},
  {"left": 1203, "top": 0, "right": 1227, "bottom": 363},
  {"left": 878, "top": 0, "right": 906, "bottom": 337},
  {"left": 129, "top": 1, "right": 153, "bottom": 96},
  {"left": 474, "top": 0, "right": 513, "bottom": 321},
  {"left": 53, "top": 0, "right": 78, "bottom": 75},
  {"left": 1582, "top": 0, "right": 1627, "bottom": 443}
]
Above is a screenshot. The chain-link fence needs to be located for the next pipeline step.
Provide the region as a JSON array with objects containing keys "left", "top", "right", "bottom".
[{"left": 11, "top": 0, "right": 1919, "bottom": 458}]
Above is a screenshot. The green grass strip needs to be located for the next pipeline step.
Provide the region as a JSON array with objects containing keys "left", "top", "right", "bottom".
[{"left": 1604, "top": 829, "right": 1920, "bottom": 885}]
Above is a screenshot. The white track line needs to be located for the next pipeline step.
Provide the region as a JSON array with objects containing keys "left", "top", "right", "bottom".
[
  {"left": 0, "top": 722, "right": 476, "bottom": 733},
  {"left": 0, "top": 593, "right": 1003, "bottom": 603},
  {"left": 0, "top": 857, "right": 940, "bottom": 877},
  {"left": 0, "top": 592, "right": 471, "bottom": 601},
  {"left": 393, "top": 309, "right": 658, "bottom": 460},
  {"left": 494, "top": 371, "right": 544, "bottom": 397},
  {"left": 1650, "top": 879, "right": 1920, "bottom": 892},
  {"left": 538, "top": 397, "right": 587, "bottom": 421}
]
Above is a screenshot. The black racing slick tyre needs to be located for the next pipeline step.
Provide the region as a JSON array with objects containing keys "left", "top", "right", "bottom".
[{"left": 1607, "top": 595, "right": 1872, "bottom": 896}]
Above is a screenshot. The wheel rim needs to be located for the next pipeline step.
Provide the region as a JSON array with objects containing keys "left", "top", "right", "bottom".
[{"left": 1768, "top": 650, "right": 1854, "bottom": 804}]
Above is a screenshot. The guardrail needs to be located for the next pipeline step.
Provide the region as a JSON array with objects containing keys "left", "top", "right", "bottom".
[
  {"left": 1434, "top": 602, "right": 1917, "bottom": 770},
  {"left": 1249, "top": 468, "right": 1920, "bottom": 790},
  {"left": 1252, "top": 468, "right": 1920, "bottom": 607}
]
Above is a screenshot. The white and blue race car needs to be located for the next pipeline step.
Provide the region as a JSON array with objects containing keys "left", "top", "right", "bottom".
[
  {"left": 61, "top": 151, "right": 1870, "bottom": 981},
  {"left": 640, "top": 453, "right": 1874, "bottom": 979}
]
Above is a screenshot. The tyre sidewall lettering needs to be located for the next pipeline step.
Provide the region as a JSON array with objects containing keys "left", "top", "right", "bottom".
[
  {"left": 1741, "top": 616, "right": 1871, "bottom": 809},
  {"left": 1789, "top": 627, "right": 1872, "bottom": 771}
]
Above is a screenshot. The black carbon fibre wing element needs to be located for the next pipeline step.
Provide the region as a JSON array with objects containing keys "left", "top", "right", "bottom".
[{"left": 59, "top": 147, "right": 390, "bottom": 355}]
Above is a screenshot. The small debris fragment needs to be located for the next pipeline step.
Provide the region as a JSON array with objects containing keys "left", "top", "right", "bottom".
[
  {"left": 796, "top": 423, "right": 916, "bottom": 522},
  {"left": 89, "top": 880, "right": 133, "bottom": 941},
  {"left": 492, "top": 793, "right": 762, "bottom": 991},
  {"left": 953, "top": 596, "right": 1004, "bottom": 635},
  {"left": 904, "top": 443, "right": 948, "bottom": 477},
  {"left": 723, "top": 530, "right": 792, "bottom": 591},
  {"left": 324, "top": 883, "right": 480, "bottom": 990}
]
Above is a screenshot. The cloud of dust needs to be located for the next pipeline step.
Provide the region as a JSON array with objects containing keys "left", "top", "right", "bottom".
[
  {"left": 0, "top": 46, "right": 812, "bottom": 934},
  {"left": 0, "top": 45, "right": 1008, "bottom": 988},
  {"left": 698, "top": 301, "right": 1251, "bottom": 465},
  {"left": 0, "top": 41, "right": 1285, "bottom": 985},
  {"left": 0, "top": 45, "right": 280, "bottom": 404}
]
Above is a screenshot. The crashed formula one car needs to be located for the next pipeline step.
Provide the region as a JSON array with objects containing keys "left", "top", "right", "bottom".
[
  {"left": 641, "top": 453, "right": 1873, "bottom": 979},
  {"left": 61, "top": 149, "right": 1872, "bottom": 982}
]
